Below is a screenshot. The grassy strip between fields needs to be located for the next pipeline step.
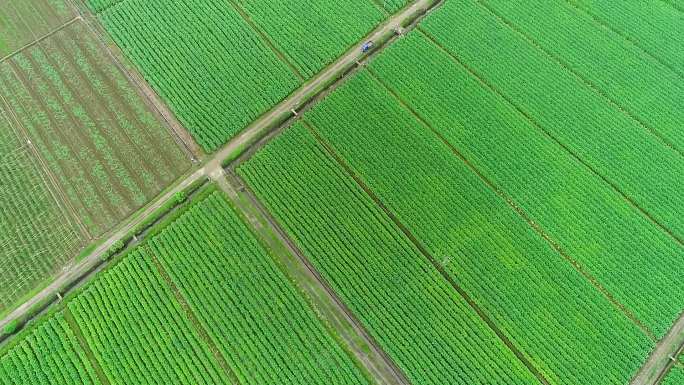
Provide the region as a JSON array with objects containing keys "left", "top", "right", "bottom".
[{"left": 0, "top": 178, "right": 211, "bottom": 347}]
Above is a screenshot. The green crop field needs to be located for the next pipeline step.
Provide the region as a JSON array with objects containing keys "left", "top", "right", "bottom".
[
  {"left": 0, "top": 0, "right": 74, "bottom": 57},
  {"left": 663, "top": 367, "right": 684, "bottom": 385},
  {"left": 86, "top": 0, "right": 408, "bottom": 152},
  {"left": 88, "top": 0, "right": 301, "bottom": 153},
  {"left": 0, "top": 95, "right": 83, "bottom": 316},
  {"left": 235, "top": 0, "right": 384, "bottom": 78},
  {"left": 0, "top": 20, "right": 190, "bottom": 236},
  {"left": 239, "top": 125, "right": 540, "bottom": 385},
  {"left": 0, "top": 313, "right": 101, "bottom": 385},
  {"left": 1, "top": 188, "right": 368, "bottom": 384},
  {"left": 3, "top": 1, "right": 684, "bottom": 384},
  {"left": 149, "top": 191, "right": 369, "bottom": 384}
]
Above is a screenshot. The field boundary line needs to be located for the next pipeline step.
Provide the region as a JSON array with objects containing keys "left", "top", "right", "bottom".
[
  {"left": 0, "top": 90, "right": 91, "bottom": 241},
  {"left": 220, "top": 171, "right": 411, "bottom": 385},
  {"left": 563, "top": 0, "right": 684, "bottom": 80},
  {"left": 63, "top": 307, "right": 113, "bottom": 385},
  {"left": 476, "top": 0, "right": 684, "bottom": 159},
  {"left": 0, "top": 17, "right": 81, "bottom": 65},
  {"left": 302, "top": 119, "right": 551, "bottom": 385},
  {"left": 147, "top": 250, "right": 242, "bottom": 385},
  {"left": 67, "top": 0, "right": 202, "bottom": 161},
  {"left": 226, "top": 0, "right": 305, "bottom": 81},
  {"left": 418, "top": 26, "right": 684, "bottom": 253},
  {"left": 368, "top": 64, "right": 658, "bottom": 343}
]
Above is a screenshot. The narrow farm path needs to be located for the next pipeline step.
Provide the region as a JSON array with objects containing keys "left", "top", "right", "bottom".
[
  {"left": 631, "top": 312, "right": 684, "bottom": 385},
  {"left": 0, "top": 0, "right": 439, "bottom": 336},
  {"left": 218, "top": 171, "right": 411, "bottom": 385}
]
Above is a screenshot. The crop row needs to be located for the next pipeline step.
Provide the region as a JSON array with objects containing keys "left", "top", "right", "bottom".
[
  {"left": 0, "top": 21, "right": 188, "bottom": 235},
  {"left": 94, "top": 0, "right": 301, "bottom": 152},
  {"left": 422, "top": 0, "right": 684, "bottom": 241},
  {"left": 482, "top": 0, "right": 684, "bottom": 153},
  {"left": 149, "top": 191, "right": 368, "bottom": 385},
  {"left": 0, "top": 102, "right": 82, "bottom": 314},
  {"left": 237, "top": 0, "right": 384, "bottom": 78},
  {"left": 68, "top": 248, "right": 229, "bottom": 385},
  {"left": 238, "top": 123, "right": 539, "bottom": 385},
  {"left": 568, "top": 0, "right": 683, "bottom": 76},
  {"left": 0, "top": 313, "right": 100, "bottom": 385}
]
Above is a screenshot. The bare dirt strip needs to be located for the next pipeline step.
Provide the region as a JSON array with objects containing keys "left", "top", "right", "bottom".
[{"left": 218, "top": 171, "right": 410, "bottom": 385}]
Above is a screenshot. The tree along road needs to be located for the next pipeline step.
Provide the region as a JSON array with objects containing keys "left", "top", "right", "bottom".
[{"left": 0, "top": 0, "right": 438, "bottom": 333}]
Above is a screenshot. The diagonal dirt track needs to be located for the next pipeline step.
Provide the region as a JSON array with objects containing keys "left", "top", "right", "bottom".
[
  {"left": 0, "top": 0, "right": 440, "bottom": 337},
  {"left": 218, "top": 171, "right": 411, "bottom": 385}
]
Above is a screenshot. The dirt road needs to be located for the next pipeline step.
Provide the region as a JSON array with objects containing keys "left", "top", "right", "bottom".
[
  {"left": 0, "top": 0, "right": 438, "bottom": 334},
  {"left": 631, "top": 312, "right": 684, "bottom": 385}
]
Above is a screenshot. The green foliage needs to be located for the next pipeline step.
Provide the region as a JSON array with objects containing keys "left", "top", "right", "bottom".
[
  {"left": 149, "top": 191, "right": 368, "bottom": 384},
  {"left": 0, "top": 313, "right": 101, "bottom": 384},
  {"left": 238, "top": 0, "right": 384, "bottom": 78},
  {"left": 92, "top": 0, "right": 301, "bottom": 152},
  {"left": 0, "top": 21, "right": 188, "bottom": 237},
  {"left": 69, "top": 249, "right": 229, "bottom": 385},
  {"left": 569, "top": 0, "right": 684, "bottom": 77},
  {"left": 2, "top": 320, "right": 19, "bottom": 336},
  {"left": 483, "top": 0, "right": 684, "bottom": 152},
  {"left": 238, "top": 124, "right": 539, "bottom": 385},
  {"left": 173, "top": 191, "right": 187, "bottom": 204},
  {"left": 0, "top": 0, "right": 73, "bottom": 57},
  {"left": 420, "top": 0, "right": 684, "bottom": 337},
  {"left": 662, "top": 367, "right": 684, "bottom": 385}
]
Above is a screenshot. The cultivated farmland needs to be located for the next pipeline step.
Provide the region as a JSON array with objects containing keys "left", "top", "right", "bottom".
[
  {"left": 300, "top": 69, "right": 655, "bottom": 384},
  {"left": 236, "top": 0, "right": 384, "bottom": 78},
  {"left": 0, "top": 313, "right": 101, "bottom": 385},
  {"left": 89, "top": 0, "right": 301, "bottom": 152},
  {"left": 3, "top": 1, "right": 684, "bottom": 385},
  {"left": 0, "top": 0, "right": 74, "bottom": 57},
  {"left": 0, "top": 96, "right": 83, "bottom": 316},
  {"left": 239, "top": 125, "right": 541, "bottom": 385},
  {"left": 68, "top": 249, "right": 229, "bottom": 385},
  {"left": 420, "top": 0, "right": 684, "bottom": 248},
  {"left": 149, "top": 191, "right": 370, "bottom": 385},
  {"left": 1, "top": 188, "right": 369, "bottom": 385},
  {"left": 367, "top": 29, "right": 684, "bottom": 337},
  {"left": 0, "top": 20, "right": 190, "bottom": 236}
]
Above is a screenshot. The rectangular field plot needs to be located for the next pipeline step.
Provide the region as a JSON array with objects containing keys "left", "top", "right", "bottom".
[
  {"left": 420, "top": 0, "right": 684, "bottom": 254},
  {"left": 239, "top": 124, "right": 540, "bottom": 385},
  {"left": 0, "top": 101, "right": 84, "bottom": 316},
  {"left": 0, "top": 312, "right": 101, "bottom": 385},
  {"left": 297, "top": 70, "right": 655, "bottom": 385},
  {"left": 236, "top": 0, "right": 384, "bottom": 78},
  {"left": 149, "top": 191, "right": 369, "bottom": 385},
  {"left": 88, "top": 0, "right": 301, "bottom": 152},
  {"left": 0, "top": 0, "right": 74, "bottom": 57},
  {"left": 0, "top": 20, "right": 190, "bottom": 237},
  {"left": 68, "top": 249, "right": 230, "bottom": 385}
]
